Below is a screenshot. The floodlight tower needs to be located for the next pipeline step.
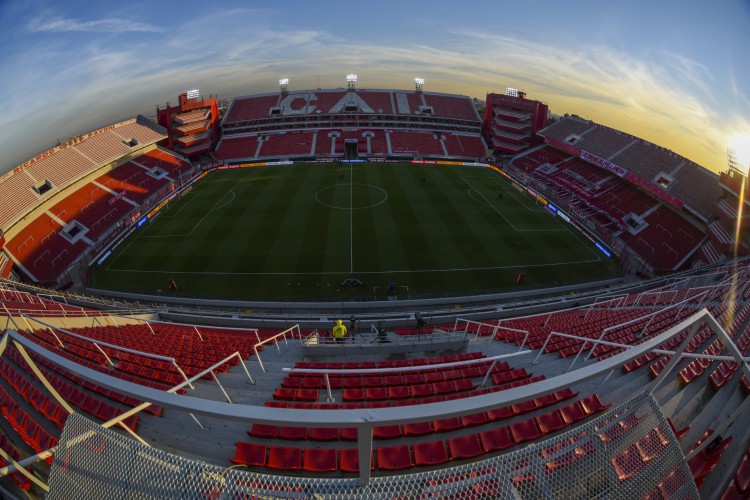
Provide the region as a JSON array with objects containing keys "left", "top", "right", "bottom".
[
  {"left": 414, "top": 78, "right": 425, "bottom": 93},
  {"left": 279, "top": 78, "right": 289, "bottom": 96},
  {"left": 346, "top": 74, "right": 357, "bottom": 92},
  {"left": 187, "top": 89, "right": 200, "bottom": 100}
]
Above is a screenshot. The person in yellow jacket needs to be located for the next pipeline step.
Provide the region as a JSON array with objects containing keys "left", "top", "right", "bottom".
[{"left": 332, "top": 319, "right": 348, "bottom": 343}]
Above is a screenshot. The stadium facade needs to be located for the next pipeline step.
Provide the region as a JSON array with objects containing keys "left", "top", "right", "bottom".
[{"left": 0, "top": 84, "right": 749, "bottom": 499}]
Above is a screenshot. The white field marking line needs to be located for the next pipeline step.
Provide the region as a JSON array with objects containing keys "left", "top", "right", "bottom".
[
  {"left": 140, "top": 179, "right": 243, "bottom": 239},
  {"left": 160, "top": 191, "right": 203, "bottom": 220},
  {"left": 103, "top": 255, "right": 605, "bottom": 276},
  {"left": 472, "top": 175, "right": 603, "bottom": 261},
  {"left": 314, "top": 184, "right": 388, "bottom": 210},
  {"left": 461, "top": 174, "right": 546, "bottom": 213},
  {"left": 349, "top": 161, "right": 353, "bottom": 274},
  {"left": 460, "top": 176, "right": 566, "bottom": 233}
]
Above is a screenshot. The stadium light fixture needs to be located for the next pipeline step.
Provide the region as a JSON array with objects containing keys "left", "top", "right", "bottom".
[
  {"left": 414, "top": 77, "right": 425, "bottom": 93},
  {"left": 346, "top": 74, "right": 358, "bottom": 91},
  {"left": 186, "top": 89, "right": 200, "bottom": 99},
  {"left": 279, "top": 78, "right": 289, "bottom": 86},
  {"left": 729, "top": 134, "right": 750, "bottom": 174},
  {"left": 505, "top": 87, "right": 519, "bottom": 98}
]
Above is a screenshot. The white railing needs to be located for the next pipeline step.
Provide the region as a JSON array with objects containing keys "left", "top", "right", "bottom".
[{"left": 2, "top": 307, "right": 743, "bottom": 485}]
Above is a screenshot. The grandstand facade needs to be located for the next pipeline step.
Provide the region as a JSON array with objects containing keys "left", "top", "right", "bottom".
[
  {"left": 156, "top": 91, "right": 220, "bottom": 157},
  {"left": 494, "top": 115, "right": 749, "bottom": 276},
  {"left": 214, "top": 88, "right": 487, "bottom": 163},
  {"left": 0, "top": 117, "right": 198, "bottom": 287},
  {"left": 483, "top": 91, "right": 548, "bottom": 155},
  {"left": 1, "top": 82, "right": 750, "bottom": 499}
]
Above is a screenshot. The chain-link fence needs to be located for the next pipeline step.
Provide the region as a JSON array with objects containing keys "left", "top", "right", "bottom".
[{"left": 48, "top": 392, "right": 697, "bottom": 499}]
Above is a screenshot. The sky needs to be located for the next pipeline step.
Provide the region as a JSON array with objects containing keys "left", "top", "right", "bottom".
[{"left": 0, "top": 0, "right": 748, "bottom": 174}]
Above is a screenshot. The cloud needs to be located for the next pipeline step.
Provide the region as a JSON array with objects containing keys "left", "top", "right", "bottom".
[
  {"left": 2, "top": 11, "right": 748, "bottom": 175},
  {"left": 28, "top": 16, "right": 162, "bottom": 33}
]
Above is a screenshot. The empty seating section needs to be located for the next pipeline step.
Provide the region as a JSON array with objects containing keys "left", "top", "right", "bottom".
[
  {"left": 610, "top": 142, "right": 681, "bottom": 184},
  {"left": 257, "top": 132, "right": 315, "bottom": 158},
  {"left": 359, "top": 92, "right": 395, "bottom": 114},
  {"left": 618, "top": 206, "right": 704, "bottom": 270},
  {"left": 50, "top": 183, "right": 133, "bottom": 240},
  {"left": 24, "top": 147, "right": 96, "bottom": 188},
  {"left": 576, "top": 126, "right": 635, "bottom": 159},
  {"left": 96, "top": 162, "right": 170, "bottom": 204},
  {"left": 422, "top": 94, "right": 478, "bottom": 120},
  {"left": 0, "top": 119, "right": 165, "bottom": 232},
  {"left": 669, "top": 165, "right": 722, "bottom": 218},
  {"left": 72, "top": 132, "right": 134, "bottom": 165},
  {"left": 232, "top": 349, "right": 615, "bottom": 474},
  {"left": 55, "top": 323, "right": 266, "bottom": 378},
  {"left": 0, "top": 173, "right": 41, "bottom": 231},
  {"left": 541, "top": 117, "right": 592, "bottom": 140},
  {"left": 442, "top": 134, "right": 486, "bottom": 158},
  {"left": 223, "top": 94, "right": 281, "bottom": 122},
  {"left": 6, "top": 214, "right": 88, "bottom": 282},
  {"left": 0, "top": 287, "right": 94, "bottom": 316},
  {"left": 214, "top": 135, "right": 260, "bottom": 161},
  {"left": 0, "top": 352, "right": 138, "bottom": 431},
  {"left": 389, "top": 131, "right": 444, "bottom": 156},
  {"left": 133, "top": 149, "right": 192, "bottom": 178},
  {"left": 223, "top": 89, "right": 480, "bottom": 123}
]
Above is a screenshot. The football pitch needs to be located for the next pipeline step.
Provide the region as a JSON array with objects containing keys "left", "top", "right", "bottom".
[{"left": 89, "top": 163, "right": 619, "bottom": 300}]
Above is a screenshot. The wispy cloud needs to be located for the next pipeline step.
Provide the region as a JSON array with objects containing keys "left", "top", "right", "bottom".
[
  {"left": 28, "top": 16, "right": 162, "bottom": 33},
  {"left": 2, "top": 10, "right": 748, "bottom": 175}
]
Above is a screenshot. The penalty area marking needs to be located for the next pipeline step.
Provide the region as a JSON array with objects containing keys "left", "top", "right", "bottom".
[
  {"left": 107, "top": 182, "right": 242, "bottom": 269},
  {"left": 103, "top": 255, "right": 603, "bottom": 276},
  {"left": 462, "top": 181, "right": 566, "bottom": 233}
]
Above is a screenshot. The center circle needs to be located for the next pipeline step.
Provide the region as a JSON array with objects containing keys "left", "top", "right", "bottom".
[{"left": 315, "top": 183, "right": 388, "bottom": 210}]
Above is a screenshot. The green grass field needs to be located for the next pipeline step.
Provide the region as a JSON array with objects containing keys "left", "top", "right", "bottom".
[{"left": 89, "top": 163, "right": 620, "bottom": 300}]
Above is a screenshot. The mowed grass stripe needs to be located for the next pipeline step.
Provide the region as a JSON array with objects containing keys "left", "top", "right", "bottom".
[
  {"left": 295, "top": 166, "right": 342, "bottom": 274},
  {"left": 379, "top": 165, "right": 441, "bottom": 272},
  {"left": 354, "top": 164, "right": 410, "bottom": 274}
]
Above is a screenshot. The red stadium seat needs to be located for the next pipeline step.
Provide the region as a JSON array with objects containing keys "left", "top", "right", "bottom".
[
  {"left": 249, "top": 424, "right": 278, "bottom": 438},
  {"left": 479, "top": 427, "right": 515, "bottom": 452},
  {"left": 309, "top": 427, "right": 339, "bottom": 441},
  {"left": 448, "top": 434, "right": 484, "bottom": 460},
  {"left": 303, "top": 448, "right": 337, "bottom": 472},
  {"left": 535, "top": 411, "right": 567, "bottom": 434},
  {"left": 376, "top": 445, "right": 413, "bottom": 471},
  {"left": 231, "top": 442, "right": 267, "bottom": 467},
  {"left": 509, "top": 419, "right": 543, "bottom": 443},
  {"left": 339, "top": 448, "right": 372, "bottom": 473},
  {"left": 403, "top": 421, "right": 432, "bottom": 437},
  {"left": 267, "top": 446, "right": 302, "bottom": 471},
  {"left": 413, "top": 441, "right": 450, "bottom": 466}
]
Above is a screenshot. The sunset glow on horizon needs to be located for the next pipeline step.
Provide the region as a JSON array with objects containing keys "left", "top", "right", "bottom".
[{"left": 0, "top": 0, "right": 747, "bottom": 175}]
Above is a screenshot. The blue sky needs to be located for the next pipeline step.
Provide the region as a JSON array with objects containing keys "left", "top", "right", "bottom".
[{"left": 0, "top": 0, "right": 748, "bottom": 173}]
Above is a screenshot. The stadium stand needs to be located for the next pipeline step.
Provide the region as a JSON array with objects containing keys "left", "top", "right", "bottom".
[
  {"left": 0, "top": 256, "right": 749, "bottom": 497},
  {"left": 216, "top": 89, "right": 485, "bottom": 163},
  {"left": 2, "top": 140, "right": 192, "bottom": 285},
  {"left": 0, "top": 117, "right": 165, "bottom": 232}
]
